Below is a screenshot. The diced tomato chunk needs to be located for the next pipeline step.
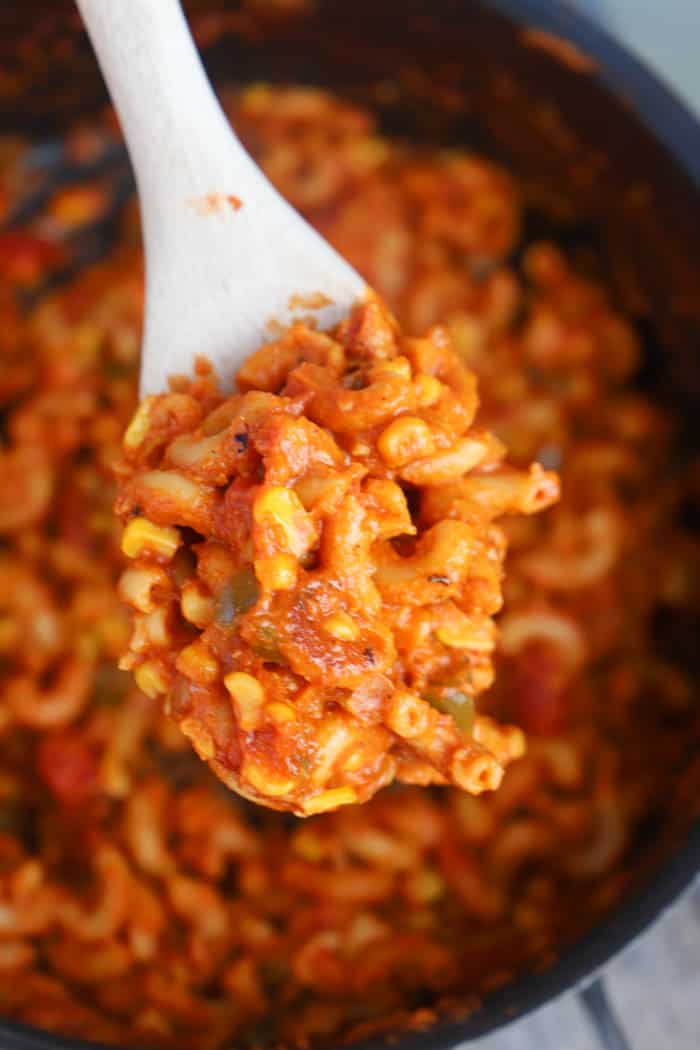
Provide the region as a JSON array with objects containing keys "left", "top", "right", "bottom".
[
  {"left": 510, "top": 645, "right": 566, "bottom": 736},
  {"left": 0, "top": 232, "right": 63, "bottom": 285},
  {"left": 36, "top": 729, "right": 100, "bottom": 806}
]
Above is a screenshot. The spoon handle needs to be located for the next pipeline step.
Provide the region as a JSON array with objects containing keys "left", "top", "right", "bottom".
[
  {"left": 75, "top": 0, "right": 254, "bottom": 232},
  {"left": 76, "top": 0, "right": 364, "bottom": 395}
]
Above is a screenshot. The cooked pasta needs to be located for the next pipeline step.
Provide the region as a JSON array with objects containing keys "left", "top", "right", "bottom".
[
  {"left": 0, "top": 81, "right": 698, "bottom": 1050},
  {"left": 115, "top": 296, "right": 557, "bottom": 813}
]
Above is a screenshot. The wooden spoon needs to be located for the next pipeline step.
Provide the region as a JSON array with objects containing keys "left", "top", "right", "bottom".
[{"left": 76, "top": 0, "right": 365, "bottom": 395}]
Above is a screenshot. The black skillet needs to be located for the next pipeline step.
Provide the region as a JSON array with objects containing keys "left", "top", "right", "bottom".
[{"left": 0, "top": 2, "right": 699, "bottom": 1048}]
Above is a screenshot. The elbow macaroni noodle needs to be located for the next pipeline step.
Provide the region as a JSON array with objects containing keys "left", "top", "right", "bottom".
[{"left": 0, "top": 81, "right": 698, "bottom": 1050}]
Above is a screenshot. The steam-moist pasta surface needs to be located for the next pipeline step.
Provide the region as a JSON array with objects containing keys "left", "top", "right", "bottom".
[
  {"left": 0, "top": 84, "right": 699, "bottom": 1049},
  {"left": 115, "top": 296, "right": 557, "bottom": 814}
]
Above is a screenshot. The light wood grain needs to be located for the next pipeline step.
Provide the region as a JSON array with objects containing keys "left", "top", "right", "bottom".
[{"left": 75, "top": 0, "right": 364, "bottom": 396}]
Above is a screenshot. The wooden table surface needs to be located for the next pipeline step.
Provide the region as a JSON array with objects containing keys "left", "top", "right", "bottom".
[
  {"left": 472, "top": 6, "right": 700, "bottom": 1050},
  {"left": 470, "top": 883, "right": 700, "bottom": 1050}
]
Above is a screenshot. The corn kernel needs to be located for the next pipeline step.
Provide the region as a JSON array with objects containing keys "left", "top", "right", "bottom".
[
  {"left": 435, "top": 624, "right": 469, "bottom": 649},
  {"left": 369, "top": 356, "right": 412, "bottom": 381},
  {"left": 415, "top": 373, "right": 443, "bottom": 407},
  {"left": 225, "top": 672, "right": 265, "bottom": 731},
  {"left": 301, "top": 786, "right": 357, "bottom": 815},
  {"left": 180, "top": 717, "right": 216, "bottom": 760},
  {"left": 254, "top": 553, "right": 298, "bottom": 591},
  {"left": 121, "top": 517, "right": 181, "bottom": 561},
  {"left": 242, "top": 757, "right": 295, "bottom": 798},
  {"left": 180, "top": 580, "right": 215, "bottom": 627},
  {"left": 50, "top": 185, "right": 106, "bottom": 228},
  {"left": 266, "top": 701, "right": 296, "bottom": 725},
  {"left": 292, "top": 829, "right": 325, "bottom": 862},
  {"left": 135, "top": 660, "right": 169, "bottom": 698},
  {"left": 406, "top": 868, "right": 444, "bottom": 903},
  {"left": 176, "top": 640, "right": 220, "bottom": 684},
  {"left": 322, "top": 612, "right": 360, "bottom": 642},
  {"left": 253, "top": 486, "right": 315, "bottom": 557},
  {"left": 436, "top": 618, "right": 495, "bottom": 651},
  {"left": 377, "top": 416, "right": 436, "bottom": 468},
  {"left": 123, "top": 396, "right": 156, "bottom": 452}
]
